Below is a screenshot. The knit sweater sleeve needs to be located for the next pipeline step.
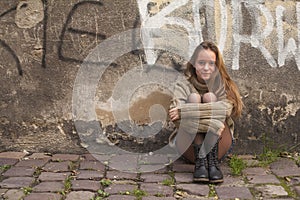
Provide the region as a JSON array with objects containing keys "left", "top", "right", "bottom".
[
  {"left": 170, "top": 78, "right": 192, "bottom": 109},
  {"left": 178, "top": 100, "right": 233, "bottom": 135},
  {"left": 179, "top": 100, "right": 234, "bottom": 119}
]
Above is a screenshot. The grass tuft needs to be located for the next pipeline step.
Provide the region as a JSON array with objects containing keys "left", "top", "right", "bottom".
[{"left": 229, "top": 155, "right": 247, "bottom": 176}]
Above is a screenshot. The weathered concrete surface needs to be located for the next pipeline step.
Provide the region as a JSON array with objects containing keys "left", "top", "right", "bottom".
[{"left": 0, "top": 0, "right": 299, "bottom": 154}]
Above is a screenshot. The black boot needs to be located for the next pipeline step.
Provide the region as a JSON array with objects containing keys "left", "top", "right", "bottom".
[
  {"left": 207, "top": 143, "right": 223, "bottom": 183},
  {"left": 193, "top": 144, "right": 209, "bottom": 182}
]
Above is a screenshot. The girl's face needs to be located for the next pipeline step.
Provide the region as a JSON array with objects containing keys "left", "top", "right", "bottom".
[{"left": 194, "top": 49, "right": 216, "bottom": 81}]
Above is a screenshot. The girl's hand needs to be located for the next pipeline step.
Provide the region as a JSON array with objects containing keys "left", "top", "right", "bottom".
[{"left": 169, "top": 107, "right": 180, "bottom": 121}]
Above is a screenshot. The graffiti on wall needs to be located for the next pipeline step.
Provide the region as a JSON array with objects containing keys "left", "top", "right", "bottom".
[
  {"left": 137, "top": 0, "right": 300, "bottom": 70},
  {"left": 0, "top": 0, "right": 300, "bottom": 77},
  {"left": 0, "top": 0, "right": 45, "bottom": 74},
  {"left": 58, "top": 1, "right": 107, "bottom": 64},
  {"left": 0, "top": 3, "right": 22, "bottom": 75}
]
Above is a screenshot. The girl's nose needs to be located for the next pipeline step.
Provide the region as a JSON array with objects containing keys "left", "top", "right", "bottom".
[{"left": 203, "top": 63, "right": 210, "bottom": 70}]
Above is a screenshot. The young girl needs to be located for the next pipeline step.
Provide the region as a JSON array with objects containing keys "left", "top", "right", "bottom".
[{"left": 169, "top": 41, "right": 243, "bottom": 183}]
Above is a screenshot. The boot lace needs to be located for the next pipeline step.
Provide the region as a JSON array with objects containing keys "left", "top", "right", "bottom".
[{"left": 208, "top": 145, "right": 220, "bottom": 168}]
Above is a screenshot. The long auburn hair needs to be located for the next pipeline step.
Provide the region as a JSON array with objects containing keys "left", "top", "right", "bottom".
[{"left": 185, "top": 41, "right": 243, "bottom": 118}]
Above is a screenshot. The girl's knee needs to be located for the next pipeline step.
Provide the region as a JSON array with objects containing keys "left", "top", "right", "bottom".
[
  {"left": 188, "top": 93, "right": 201, "bottom": 103},
  {"left": 202, "top": 92, "right": 217, "bottom": 103}
]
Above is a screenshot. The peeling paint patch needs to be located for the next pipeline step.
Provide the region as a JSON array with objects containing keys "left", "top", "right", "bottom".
[
  {"left": 147, "top": 0, "right": 173, "bottom": 16},
  {"left": 96, "top": 90, "right": 172, "bottom": 127},
  {"left": 258, "top": 93, "right": 300, "bottom": 125}
]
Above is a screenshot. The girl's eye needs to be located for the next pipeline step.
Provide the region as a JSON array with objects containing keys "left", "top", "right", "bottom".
[
  {"left": 197, "top": 60, "right": 215, "bottom": 66},
  {"left": 199, "top": 61, "right": 206, "bottom": 66},
  {"left": 209, "top": 61, "right": 215, "bottom": 66}
]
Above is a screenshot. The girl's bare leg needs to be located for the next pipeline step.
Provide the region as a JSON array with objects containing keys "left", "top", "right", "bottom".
[
  {"left": 202, "top": 92, "right": 217, "bottom": 103},
  {"left": 176, "top": 123, "right": 233, "bottom": 163},
  {"left": 187, "top": 93, "right": 201, "bottom": 103},
  {"left": 176, "top": 92, "right": 232, "bottom": 162}
]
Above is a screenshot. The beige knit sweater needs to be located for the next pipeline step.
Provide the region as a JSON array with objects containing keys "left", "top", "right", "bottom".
[{"left": 169, "top": 75, "right": 235, "bottom": 145}]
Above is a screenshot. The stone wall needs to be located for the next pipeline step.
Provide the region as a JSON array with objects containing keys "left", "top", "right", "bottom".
[{"left": 0, "top": 0, "right": 299, "bottom": 154}]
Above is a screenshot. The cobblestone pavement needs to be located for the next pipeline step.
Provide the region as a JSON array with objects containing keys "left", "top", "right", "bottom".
[{"left": 0, "top": 151, "right": 300, "bottom": 200}]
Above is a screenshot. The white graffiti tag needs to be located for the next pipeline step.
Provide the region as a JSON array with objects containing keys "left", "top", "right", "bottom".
[{"left": 137, "top": 0, "right": 300, "bottom": 70}]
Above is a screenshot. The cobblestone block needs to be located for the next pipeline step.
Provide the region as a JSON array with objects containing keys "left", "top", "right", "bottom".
[
  {"left": 92, "top": 154, "right": 112, "bottom": 162},
  {"left": 179, "top": 198, "right": 215, "bottom": 200},
  {"left": 0, "top": 188, "right": 7, "bottom": 195},
  {"left": 27, "top": 153, "right": 52, "bottom": 160},
  {"left": 79, "top": 160, "right": 106, "bottom": 171},
  {"left": 140, "top": 173, "right": 172, "bottom": 183},
  {"left": 172, "top": 164, "right": 194, "bottom": 172},
  {"left": 15, "top": 158, "right": 49, "bottom": 168},
  {"left": 140, "top": 154, "right": 169, "bottom": 164},
  {"left": 143, "top": 197, "right": 177, "bottom": 200},
  {"left": 174, "top": 173, "right": 193, "bottom": 183},
  {"left": 38, "top": 172, "right": 71, "bottom": 181},
  {"left": 81, "top": 154, "right": 97, "bottom": 161},
  {"left": 52, "top": 154, "right": 80, "bottom": 161},
  {"left": 139, "top": 165, "right": 169, "bottom": 173},
  {"left": 71, "top": 180, "right": 101, "bottom": 191},
  {"left": 218, "top": 175, "right": 246, "bottom": 187},
  {"left": 0, "top": 158, "right": 18, "bottom": 166},
  {"left": 110, "top": 180, "right": 137, "bottom": 185},
  {"left": 43, "top": 161, "right": 70, "bottom": 172},
  {"left": 294, "top": 186, "right": 300, "bottom": 196},
  {"left": 103, "top": 194, "right": 136, "bottom": 200},
  {"left": 140, "top": 183, "right": 174, "bottom": 197},
  {"left": 219, "top": 164, "right": 232, "bottom": 176},
  {"left": 2, "top": 166, "right": 35, "bottom": 177},
  {"left": 270, "top": 158, "right": 300, "bottom": 177},
  {"left": 215, "top": 186, "right": 253, "bottom": 200},
  {"left": 76, "top": 170, "right": 104, "bottom": 180},
  {"left": 106, "top": 170, "right": 138, "bottom": 180},
  {"left": 242, "top": 167, "right": 269, "bottom": 175},
  {"left": 104, "top": 184, "right": 137, "bottom": 194},
  {"left": 33, "top": 181, "right": 64, "bottom": 192},
  {"left": 65, "top": 191, "right": 95, "bottom": 200},
  {"left": 82, "top": 153, "right": 111, "bottom": 161},
  {"left": 256, "top": 185, "right": 288, "bottom": 197},
  {"left": 290, "top": 177, "right": 300, "bottom": 185},
  {"left": 176, "top": 183, "right": 209, "bottom": 196},
  {"left": 0, "top": 177, "right": 35, "bottom": 188},
  {"left": 109, "top": 154, "right": 139, "bottom": 173},
  {"left": 2, "top": 189, "right": 24, "bottom": 200},
  {"left": 23, "top": 193, "right": 62, "bottom": 200},
  {"left": 0, "top": 152, "right": 27, "bottom": 159},
  {"left": 247, "top": 174, "right": 280, "bottom": 184}
]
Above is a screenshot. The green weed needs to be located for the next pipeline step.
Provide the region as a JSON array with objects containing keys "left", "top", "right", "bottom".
[
  {"left": 0, "top": 165, "right": 11, "bottom": 171},
  {"left": 22, "top": 187, "right": 33, "bottom": 195},
  {"left": 100, "top": 178, "right": 112, "bottom": 187},
  {"left": 161, "top": 177, "right": 175, "bottom": 186},
  {"left": 257, "top": 148, "right": 280, "bottom": 167},
  {"left": 208, "top": 184, "right": 217, "bottom": 197},
  {"left": 119, "top": 191, "right": 131, "bottom": 195},
  {"left": 154, "top": 193, "right": 164, "bottom": 197},
  {"left": 68, "top": 161, "right": 78, "bottom": 171},
  {"left": 296, "top": 157, "right": 300, "bottom": 166},
  {"left": 60, "top": 176, "right": 72, "bottom": 196},
  {"left": 229, "top": 155, "right": 247, "bottom": 176},
  {"left": 97, "top": 189, "right": 110, "bottom": 198},
  {"left": 132, "top": 189, "right": 147, "bottom": 200}
]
